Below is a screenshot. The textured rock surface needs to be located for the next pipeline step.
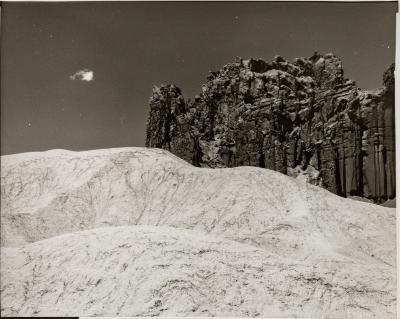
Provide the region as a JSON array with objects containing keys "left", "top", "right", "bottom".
[
  {"left": 1, "top": 148, "right": 396, "bottom": 317},
  {"left": 146, "top": 54, "right": 395, "bottom": 203}
]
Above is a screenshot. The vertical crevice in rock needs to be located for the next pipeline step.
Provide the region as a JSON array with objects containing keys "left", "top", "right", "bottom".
[
  {"left": 192, "top": 136, "right": 202, "bottom": 167},
  {"left": 334, "top": 146, "right": 343, "bottom": 197}
]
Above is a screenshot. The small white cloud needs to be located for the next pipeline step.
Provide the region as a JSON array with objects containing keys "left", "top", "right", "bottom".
[{"left": 70, "top": 69, "right": 94, "bottom": 82}]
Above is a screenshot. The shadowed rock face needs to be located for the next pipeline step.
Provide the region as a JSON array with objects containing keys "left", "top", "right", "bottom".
[{"left": 146, "top": 53, "right": 395, "bottom": 203}]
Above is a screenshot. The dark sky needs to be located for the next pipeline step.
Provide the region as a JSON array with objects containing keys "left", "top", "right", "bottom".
[{"left": 1, "top": 1, "right": 397, "bottom": 155}]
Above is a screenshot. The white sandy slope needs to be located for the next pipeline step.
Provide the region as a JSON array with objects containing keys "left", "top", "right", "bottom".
[{"left": 0, "top": 147, "right": 396, "bottom": 318}]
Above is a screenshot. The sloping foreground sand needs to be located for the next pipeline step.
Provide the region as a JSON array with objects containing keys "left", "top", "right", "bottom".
[{"left": 1, "top": 148, "right": 396, "bottom": 317}]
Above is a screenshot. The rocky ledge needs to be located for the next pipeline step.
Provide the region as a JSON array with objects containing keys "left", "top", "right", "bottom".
[{"left": 146, "top": 53, "right": 395, "bottom": 203}]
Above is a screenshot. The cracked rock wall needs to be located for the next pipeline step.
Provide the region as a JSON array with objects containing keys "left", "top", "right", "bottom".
[{"left": 146, "top": 53, "right": 395, "bottom": 203}]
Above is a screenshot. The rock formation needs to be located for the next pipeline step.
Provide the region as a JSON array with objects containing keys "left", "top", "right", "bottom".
[
  {"left": 146, "top": 53, "right": 395, "bottom": 203},
  {"left": 1, "top": 148, "right": 396, "bottom": 317}
]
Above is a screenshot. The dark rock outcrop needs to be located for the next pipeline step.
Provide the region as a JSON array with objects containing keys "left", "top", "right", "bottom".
[{"left": 146, "top": 53, "right": 395, "bottom": 202}]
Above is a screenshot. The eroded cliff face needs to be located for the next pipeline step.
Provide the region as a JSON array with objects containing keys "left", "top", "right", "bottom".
[{"left": 146, "top": 53, "right": 395, "bottom": 202}]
